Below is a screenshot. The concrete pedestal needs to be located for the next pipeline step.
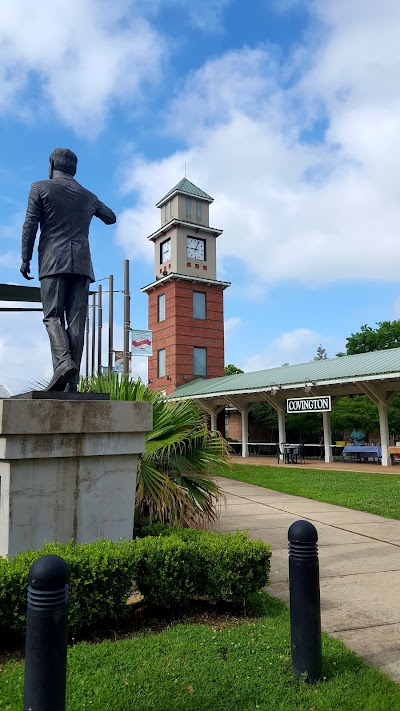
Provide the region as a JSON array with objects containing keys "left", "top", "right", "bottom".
[{"left": 0, "top": 398, "right": 152, "bottom": 557}]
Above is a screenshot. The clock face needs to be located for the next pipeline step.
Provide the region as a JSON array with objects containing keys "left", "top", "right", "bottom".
[
  {"left": 161, "top": 239, "right": 171, "bottom": 263},
  {"left": 186, "top": 237, "right": 206, "bottom": 260}
]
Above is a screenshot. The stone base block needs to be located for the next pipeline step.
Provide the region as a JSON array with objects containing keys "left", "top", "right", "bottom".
[{"left": 0, "top": 398, "right": 152, "bottom": 557}]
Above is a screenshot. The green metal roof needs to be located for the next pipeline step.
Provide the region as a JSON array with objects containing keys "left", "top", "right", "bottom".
[
  {"left": 156, "top": 178, "right": 214, "bottom": 207},
  {"left": 172, "top": 348, "right": 400, "bottom": 399}
]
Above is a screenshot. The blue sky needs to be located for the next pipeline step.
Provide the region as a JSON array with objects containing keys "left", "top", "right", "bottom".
[{"left": 1, "top": 0, "right": 400, "bottom": 393}]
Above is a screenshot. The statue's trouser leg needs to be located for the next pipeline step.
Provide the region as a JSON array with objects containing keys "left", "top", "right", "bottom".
[
  {"left": 41, "top": 275, "right": 72, "bottom": 369},
  {"left": 64, "top": 275, "right": 90, "bottom": 386}
]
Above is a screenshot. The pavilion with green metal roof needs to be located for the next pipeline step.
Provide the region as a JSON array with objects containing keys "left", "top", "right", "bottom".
[{"left": 171, "top": 347, "right": 400, "bottom": 466}]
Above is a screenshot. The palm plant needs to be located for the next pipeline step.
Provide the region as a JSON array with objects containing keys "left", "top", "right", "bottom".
[{"left": 81, "top": 372, "right": 229, "bottom": 527}]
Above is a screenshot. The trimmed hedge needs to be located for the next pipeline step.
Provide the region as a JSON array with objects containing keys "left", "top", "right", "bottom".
[
  {"left": 0, "top": 539, "right": 136, "bottom": 637},
  {"left": 138, "top": 526, "right": 271, "bottom": 603},
  {"left": 0, "top": 530, "right": 271, "bottom": 638}
]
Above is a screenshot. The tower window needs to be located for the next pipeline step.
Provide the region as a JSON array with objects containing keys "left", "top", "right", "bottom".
[
  {"left": 196, "top": 200, "right": 201, "bottom": 219},
  {"left": 158, "top": 348, "right": 166, "bottom": 377},
  {"left": 186, "top": 198, "right": 192, "bottom": 218},
  {"left": 193, "top": 291, "right": 206, "bottom": 319},
  {"left": 158, "top": 293, "right": 165, "bottom": 322},
  {"left": 194, "top": 347, "right": 207, "bottom": 376}
]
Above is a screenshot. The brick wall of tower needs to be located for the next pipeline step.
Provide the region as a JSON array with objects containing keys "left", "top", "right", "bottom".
[{"left": 148, "top": 279, "right": 225, "bottom": 394}]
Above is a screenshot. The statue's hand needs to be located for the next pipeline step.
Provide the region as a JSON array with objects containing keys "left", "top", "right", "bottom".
[{"left": 20, "top": 260, "right": 34, "bottom": 281}]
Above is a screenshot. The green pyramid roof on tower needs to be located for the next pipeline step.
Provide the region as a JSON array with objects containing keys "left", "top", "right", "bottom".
[{"left": 156, "top": 178, "right": 214, "bottom": 207}]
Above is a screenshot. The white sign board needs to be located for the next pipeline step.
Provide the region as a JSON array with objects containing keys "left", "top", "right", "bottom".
[
  {"left": 287, "top": 396, "right": 331, "bottom": 414},
  {"left": 131, "top": 329, "right": 153, "bottom": 357}
]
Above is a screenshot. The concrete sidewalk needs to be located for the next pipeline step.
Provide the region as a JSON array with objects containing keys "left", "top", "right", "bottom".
[{"left": 215, "top": 475, "right": 400, "bottom": 683}]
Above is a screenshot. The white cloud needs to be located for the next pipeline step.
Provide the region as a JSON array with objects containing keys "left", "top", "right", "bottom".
[
  {"left": 0, "top": 250, "right": 20, "bottom": 270},
  {"left": 0, "top": 0, "right": 166, "bottom": 134},
  {"left": 116, "top": 150, "right": 193, "bottom": 261},
  {"left": 224, "top": 316, "right": 241, "bottom": 336},
  {"left": 0, "top": 307, "right": 52, "bottom": 394},
  {"left": 181, "top": 0, "right": 231, "bottom": 32},
  {"left": 137, "top": 0, "right": 232, "bottom": 32},
  {"left": 118, "top": 2, "right": 400, "bottom": 289},
  {"left": 240, "top": 328, "right": 323, "bottom": 372},
  {"left": 164, "top": 48, "right": 280, "bottom": 139}
]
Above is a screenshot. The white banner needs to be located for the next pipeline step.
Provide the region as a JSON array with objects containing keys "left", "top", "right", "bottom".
[
  {"left": 131, "top": 329, "right": 153, "bottom": 356},
  {"left": 287, "top": 396, "right": 331, "bottom": 414},
  {"left": 113, "top": 350, "right": 124, "bottom": 372}
]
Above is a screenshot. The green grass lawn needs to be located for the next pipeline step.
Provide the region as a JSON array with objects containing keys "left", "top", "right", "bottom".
[
  {"left": 219, "top": 463, "right": 400, "bottom": 519},
  {"left": 1, "top": 594, "right": 400, "bottom": 711}
]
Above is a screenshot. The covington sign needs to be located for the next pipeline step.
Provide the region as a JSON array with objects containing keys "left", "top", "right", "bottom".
[{"left": 287, "top": 396, "right": 331, "bottom": 414}]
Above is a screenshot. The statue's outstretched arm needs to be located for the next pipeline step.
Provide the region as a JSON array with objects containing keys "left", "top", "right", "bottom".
[{"left": 95, "top": 200, "right": 116, "bottom": 225}]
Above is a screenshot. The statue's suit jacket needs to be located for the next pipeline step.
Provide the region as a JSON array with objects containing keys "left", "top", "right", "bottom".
[{"left": 21, "top": 170, "right": 116, "bottom": 283}]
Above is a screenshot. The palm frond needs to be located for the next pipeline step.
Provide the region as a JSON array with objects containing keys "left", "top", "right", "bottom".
[{"left": 85, "top": 372, "right": 230, "bottom": 527}]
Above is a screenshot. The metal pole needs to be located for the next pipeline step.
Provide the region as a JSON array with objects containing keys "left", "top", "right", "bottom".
[
  {"left": 85, "top": 306, "right": 89, "bottom": 379},
  {"left": 108, "top": 274, "right": 114, "bottom": 373},
  {"left": 288, "top": 520, "right": 322, "bottom": 683},
  {"left": 91, "top": 292, "right": 96, "bottom": 376},
  {"left": 23, "top": 554, "right": 69, "bottom": 711},
  {"left": 123, "top": 259, "right": 130, "bottom": 376},
  {"left": 97, "top": 284, "right": 102, "bottom": 373}
]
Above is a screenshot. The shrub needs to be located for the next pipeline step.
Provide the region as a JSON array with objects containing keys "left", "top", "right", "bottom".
[
  {"left": 0, "top": 539, "right": 136, "bottom": 637},
  {"left": 133, "top": 535, "right": 200, "bottom": 607},
  {"left": 137, "top": 527, "right": 271, "bottom": 603},
  {"left": 0, "top": 531, "right": 271, "bottom": 640}
]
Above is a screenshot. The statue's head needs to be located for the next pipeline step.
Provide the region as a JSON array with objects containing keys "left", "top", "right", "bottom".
[{"left": 49, "top": 148, "right": 78, "bottom": 179}]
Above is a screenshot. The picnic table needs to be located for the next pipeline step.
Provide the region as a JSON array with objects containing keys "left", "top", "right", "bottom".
[
  {"left": 387, "top": 446, "right": 400, "bottom": 464},
  {"left": 342, "top": 445, "right": 382, "bottom": 462}
]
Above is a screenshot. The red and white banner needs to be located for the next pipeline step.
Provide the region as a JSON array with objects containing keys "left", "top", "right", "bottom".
[{"left": 131, "top": 329, "right": 153, "bottom": 356}]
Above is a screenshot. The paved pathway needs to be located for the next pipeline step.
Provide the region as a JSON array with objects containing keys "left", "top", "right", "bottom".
[{"left": 214, "top": 475, "right": 400, "bottom": 682}]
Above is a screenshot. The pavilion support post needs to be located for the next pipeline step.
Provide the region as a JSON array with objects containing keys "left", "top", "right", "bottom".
[
  {"left": 198, "top": 402, "right": 224, "bottom": 435},
  {"left": 225, "top": 398, "right": 251, "bottom": 458},
  {"left": 322, "top": 411, "right": 333, "bottom": 463},
  {"left": 358, "top": 382, "right": 391, "bottom": 467},
  {"left": 378, "top": 401, "right": 390, "bottom": 466},
  {"left": 241, "top": 410, "right": 249, "bottom": 458},
  {"left": 278, "top": 407, "right": 286, "bottom": 451},
  {"left": 261, "top": 392, "right": 286, "bottom": 461}
]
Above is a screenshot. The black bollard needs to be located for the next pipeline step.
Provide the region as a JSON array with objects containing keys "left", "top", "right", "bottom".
[
  {"left": 288, "top": 520, "right": 322, "bottom": 683},
  {"left": 23, "top": 554, "right": 69, "bottom": 711}
]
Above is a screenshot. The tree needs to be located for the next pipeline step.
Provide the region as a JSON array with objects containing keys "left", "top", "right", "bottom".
[
  {"left": 82, "top": 373, "right": 230, "bottom": 527},
  {"left": 330, "top": 396, "right": 379, "bottom": 437},
  {"left": 251, "top": 402, "right": 321, "bottom": 442},
  {"left": 224, "top": 364, "right": 244, "bottom": 375},
  {"left": 251, "top": 402, "right": 278, "bottom": 433},
  {"left": 345, "top": 321, "right": 400, "bottom": 355},
  {"left": 314, "top": 345, "right": 328, "bottom": 360},
  {"left": 333, "top": 320, "right": 400, "bottom": 436},
  {"left": 286, "top": 412, "right": 321, "bottom": 441}
]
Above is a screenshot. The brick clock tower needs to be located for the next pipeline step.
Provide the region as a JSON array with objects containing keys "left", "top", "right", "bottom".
[{"left": 142, "top": 178, "right": 230, "bottom": 395}]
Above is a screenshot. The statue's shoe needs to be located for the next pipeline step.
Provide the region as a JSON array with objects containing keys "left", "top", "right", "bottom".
[{"left": 46, "top": 360, "right": 78, "bottom": 392}]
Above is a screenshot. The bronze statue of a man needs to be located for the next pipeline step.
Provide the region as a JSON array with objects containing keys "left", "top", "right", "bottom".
[{"left": 20, "top": 148, "right": 116, "bottom": 391}]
